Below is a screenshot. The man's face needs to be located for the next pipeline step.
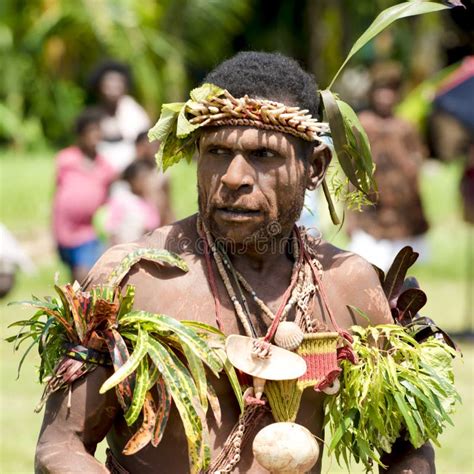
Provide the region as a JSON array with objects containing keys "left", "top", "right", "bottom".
[{"left": 197, "top": 126, "right": 308, "bottom": 245}]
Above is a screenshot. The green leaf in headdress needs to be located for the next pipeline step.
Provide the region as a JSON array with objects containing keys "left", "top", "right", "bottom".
[
  {"left": 149, "top": 83, "right": 225, "bottom": 171},
  {"left": 328, "top": 1, "right": 450, "bottom": 89}
]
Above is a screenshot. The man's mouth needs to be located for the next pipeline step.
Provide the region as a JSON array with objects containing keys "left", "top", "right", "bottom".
[{"left": 215, "top": 207, "right": 262, "bottom": 221}]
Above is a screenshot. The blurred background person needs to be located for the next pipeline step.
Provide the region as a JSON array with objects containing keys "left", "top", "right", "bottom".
[
  {"left": 0, "top": 223, "right": 36, "bottom": 298},
  {"left": 52, "top": 108, "right": 116, "bottom": 282},
  {"left": 88, "top": 60, "right": 150, "bottom": 173},
  {"left": 94, "top": 160, "right": 160, "bottom": 246},
  {"left": 135, "top": 131, "right": 175, "bottom": 226},
  {"left": 347, "top": 62, "right": 430, "bottom": 270}
]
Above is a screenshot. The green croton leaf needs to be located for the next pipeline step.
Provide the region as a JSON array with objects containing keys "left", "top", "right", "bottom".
[{"left": 149, "top": 83, "right": 225, "bottom": 171}]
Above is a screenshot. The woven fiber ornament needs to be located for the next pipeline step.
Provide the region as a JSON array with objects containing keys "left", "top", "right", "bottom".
[{"left": 265, "top": 332, "right": 341, "bottom": 422}]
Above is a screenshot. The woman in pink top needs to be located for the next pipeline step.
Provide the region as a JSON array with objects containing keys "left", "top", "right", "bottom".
[{"left": 53, "top": 108, "right": 116, "bottom": 282}]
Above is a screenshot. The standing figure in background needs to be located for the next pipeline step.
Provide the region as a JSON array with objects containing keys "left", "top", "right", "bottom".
[
  {"left": 0, "top": 223, "right": 36, "bottom": 298},
  {"left": 94, "top": 160, "right": 160, "bottom": 246},
  {"left": 89, "top": 61, "right": 150, "bottom": 173},
  {"left": 348, "top": 62, "right": 429, "bottom": 270},
  {"left": 135, "top": 131, "right": 175, "bottom": 225},
  {"left": 53, "top": 108, "right": 116, "bottom": 282}
]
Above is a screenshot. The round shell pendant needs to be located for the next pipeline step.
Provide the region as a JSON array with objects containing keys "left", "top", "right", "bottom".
[
  {"left": 274, "top": 321, "right": 304, "bottom": 351},
  {"left": 225, "top": 335, "right": 307, "bottom": 380},
  {"left": 322, "top": 378, "right": 340, "bottom": 395},
  {"left": 252, "top": 422, "right": 320, "bottom": 473}
]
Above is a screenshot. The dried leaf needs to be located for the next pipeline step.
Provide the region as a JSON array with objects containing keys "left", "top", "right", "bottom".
[{"left": 122, "top": 392, "right": 156, "bottom": 455}]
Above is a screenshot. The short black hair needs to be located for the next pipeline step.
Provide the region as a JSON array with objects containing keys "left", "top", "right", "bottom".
[
  {"left": 88, "top": 60, "right": 132, "bottom": 93},
  {"left": 203, "top": 52, "right": 320, "bottom": 119},
  {"left": 74, "top": 107, "right": 103, "bottom": 135},
  {"left": 122, "top": 159, "right": 154, "bottom": 183}
]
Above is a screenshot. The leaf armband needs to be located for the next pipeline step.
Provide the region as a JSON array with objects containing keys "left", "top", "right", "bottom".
[
  {"left": 324, "top": 324, "right": 460, "bottom": 471},
  {"left": 7, "top": 248, "right": 243, "bottom": 473}
]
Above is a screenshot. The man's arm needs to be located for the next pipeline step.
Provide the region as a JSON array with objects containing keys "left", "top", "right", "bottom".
[
  {"left": 380, "top": 439, "right": 435, "bottom": 474},
  {"left": 35, "top": 365, "right": 120, "bottom": 473}
]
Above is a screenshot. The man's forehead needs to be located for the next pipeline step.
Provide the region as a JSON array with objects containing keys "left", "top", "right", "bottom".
[{"left": 199, "top": 126, "right": 299, "bottom": 150}]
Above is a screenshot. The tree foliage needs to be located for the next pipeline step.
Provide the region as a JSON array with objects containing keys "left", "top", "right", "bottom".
[{"left": 0, "top": 0, "right": 250, "bottom": 148}]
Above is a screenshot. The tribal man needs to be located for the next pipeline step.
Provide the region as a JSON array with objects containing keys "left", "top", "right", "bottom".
[{"left": 35, "top": 52, "right": 435, "bottom": 473}]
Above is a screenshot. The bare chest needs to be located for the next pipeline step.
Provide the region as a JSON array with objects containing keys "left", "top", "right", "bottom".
[{"left": 123, "top": 253, "right": 358, "bottom": 339}]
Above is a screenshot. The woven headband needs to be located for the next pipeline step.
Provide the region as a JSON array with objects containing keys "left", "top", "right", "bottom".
[
  {"left": 185, "top": 89, "right": 329, "bottom": 143},
  {"left": 148, "top": 83, "right": 330, "bottom": 174}
]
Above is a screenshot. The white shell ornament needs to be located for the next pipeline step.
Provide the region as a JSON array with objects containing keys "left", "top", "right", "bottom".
[
  {"left": 274, "top": 321, "right": 304, "bottom": 350},
  {"left": 322, "top": 378, "right": 340, "bottom": 395},
  {"left": 225, "top": 335, "right": 307, "bottom": 380},
  {"left": 252, "top": 422, "right": 320, "bottom": 473}
]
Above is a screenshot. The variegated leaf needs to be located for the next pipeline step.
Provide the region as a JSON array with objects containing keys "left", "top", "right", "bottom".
[
  {"left": 122, "top": 391, "right": 156, "bottom": 455},
  {"left": 181, "top": 320, "right": 225, "bottom": 337},
  {"left": 121, "top": 311, "right": 222, "bottom": 375},
  {"left": 180, "top": 341, "right": 208, "bottom": 411},
  {"left": 206, "top": 382, "right": 222, "bottom": 426},
  {"left": 152, "top": 376, "right": 172, "bottom": 447},
  {"left": 215, "top": 348, "right": 244, "bottom": 413},
  {"left": 101, "top": 326, "right": 148, "bottom": 395},
  {"left": 60, "top": 284, "right": 87, "bottom": 343},
  {"left": 147, "top": 338, "right": 206, "bottom": 473},
  {"left": 107, "top": 248, "right": 189, "bottom": 287},
  {"left": 125, "top": 356, "right": 150, "bottom": 426},
  {"left": 118, "top": 285, "right": 136, "bottom": 320}
]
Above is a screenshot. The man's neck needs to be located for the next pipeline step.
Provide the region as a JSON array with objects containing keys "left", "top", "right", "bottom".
[{"left": 219, "top": 233, "right": 295, "bottom": 275}]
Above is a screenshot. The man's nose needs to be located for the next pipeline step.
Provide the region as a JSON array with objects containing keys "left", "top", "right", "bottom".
[{"left": 221, "top": 153, "right": 254, "bottom": 191}]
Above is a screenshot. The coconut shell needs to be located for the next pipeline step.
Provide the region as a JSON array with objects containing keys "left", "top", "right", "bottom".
[{"left": 252, "top": 422, "right": 319, "bottom": 473}]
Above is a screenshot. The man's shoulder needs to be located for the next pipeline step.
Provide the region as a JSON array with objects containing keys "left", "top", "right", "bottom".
[
  {"left": 83, "top": 215, "right": 199, "bottom": 288},
  {"left": 314, "top": 240, "right": 392, "bottom": 326},
  {"left": 316, "top": 240, "right": 377, "bottom": 279}
]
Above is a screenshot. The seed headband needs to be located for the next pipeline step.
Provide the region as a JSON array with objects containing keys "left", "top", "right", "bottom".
[
  {"left": 148, "top": 83, "right": 329, "bottom": 172},
  {"left": 185, "top": 90, "right": 330, "bottom": 142}
]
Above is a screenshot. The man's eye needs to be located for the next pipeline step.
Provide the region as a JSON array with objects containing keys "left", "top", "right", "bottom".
[
  {"left": 209, "top": 148, "right": 230, "bottom": 156},
  {"left": 252, "top": 148, "right": 277, "bottom": 159}
]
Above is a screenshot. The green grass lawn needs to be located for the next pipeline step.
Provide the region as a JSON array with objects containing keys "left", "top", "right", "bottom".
[{"left": 1, "top": 151, "right": 473, "bottom": 472}]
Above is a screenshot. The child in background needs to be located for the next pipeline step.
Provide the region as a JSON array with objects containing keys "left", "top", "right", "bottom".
[
  {"left": 95, "top": 160, "right": 160, "bottom": 245},
  {"left": 52, "top": 108, "right": 116, "bottom": 282},
  {"left": 135, "top": 131, "right": 175, "bottom": 225}
]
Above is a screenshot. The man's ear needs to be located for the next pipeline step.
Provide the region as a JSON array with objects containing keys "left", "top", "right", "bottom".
[{"left": 306, "top": 142, "right": 332, "bottom": 190}]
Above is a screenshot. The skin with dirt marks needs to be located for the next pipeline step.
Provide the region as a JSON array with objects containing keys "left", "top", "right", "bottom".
[{"left": 35, "top": 127, "right": 435, "bottom": 473}]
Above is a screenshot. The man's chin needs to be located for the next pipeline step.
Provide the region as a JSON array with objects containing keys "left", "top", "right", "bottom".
[{"left": 209, "top": 221, "right": 263, "bottom": 245}]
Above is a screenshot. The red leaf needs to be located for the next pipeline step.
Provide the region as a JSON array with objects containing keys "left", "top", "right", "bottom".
[
  {"left": 382, "top": 247, "right": 419, "bottom": 304},
  {"left": 397, "top": 288, "right": 427, "bottom": 323},
  {"left": 103, "top": 329, "right": 135, "bottom": 410},
  {"left": 152, "top": 376, "right": 172, "bottom": 447}
]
